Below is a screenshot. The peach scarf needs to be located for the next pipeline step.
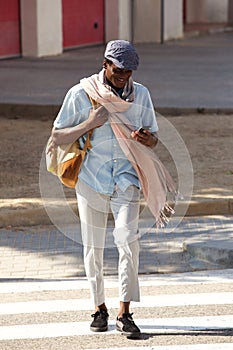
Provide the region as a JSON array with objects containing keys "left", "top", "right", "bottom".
[{"left": 80, "top": 73, "right": 176, "bottom": 227}]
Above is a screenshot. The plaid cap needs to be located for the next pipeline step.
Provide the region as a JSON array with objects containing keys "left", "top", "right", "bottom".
[{"left": 104, "top": 40, "right": 139, "bottom": 71}]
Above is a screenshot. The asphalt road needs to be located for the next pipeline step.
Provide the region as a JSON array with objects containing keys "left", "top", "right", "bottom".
[{"left": 0, "top": 32, "right": 232, "bottom": 113}]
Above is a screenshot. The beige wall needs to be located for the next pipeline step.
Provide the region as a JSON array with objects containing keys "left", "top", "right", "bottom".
[
  {"left": 21, "top": 0, "right": 62, "bottom": 57},
  {"left": 229, "top": 0, "right": 233, "bottom": 23},
  {"left": 186, "top": 0, "right": 207, "bottom": 23},
  {"left": 105, "top": 0, "right": 133, "bottom": 42},
  {"left": 164, "top": 0, "right": 183, "bottom": 41},
  {"left": 20, "top": 0, "right": 38, "bottom": 56},
  {"left": 207, "top": 0, "right": 228, "bottom": 22},
  {"left": 119, "top": 0, "right": 133, "bottom": 41},
  {"left": 105, "top": 0, "right": 183, "bottom": 44},
  {"left": 186, "top": 0, "right": 228, "bottom": 23},
  {"left": 134, "top": 0, "right": 161, "bottom": 43},
  {"left": 105, "top": 0, "right": 119, "bottom": 42}
]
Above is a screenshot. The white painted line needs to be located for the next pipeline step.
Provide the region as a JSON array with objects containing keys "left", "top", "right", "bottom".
[
  {"left": 0, "top": 279, "right": 91, "bottom": 294},
  {"left": 1, "top": 269, "right": 233, "bottom": 294},
  {"left": 1, "top": 292, "right": 233, "bottom": 315},
  {"left": 0, "top": 315, "right": 232, "bottom": 340},
  {"left": 86, "top": 344, "right": 233, "bottom": 350}
]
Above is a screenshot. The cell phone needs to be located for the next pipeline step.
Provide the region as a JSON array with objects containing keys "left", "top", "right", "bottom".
[{"left": 138, "top": 126, "right": 150, "bottom": 134}]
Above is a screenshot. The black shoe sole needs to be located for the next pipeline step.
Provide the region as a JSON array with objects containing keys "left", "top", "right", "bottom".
[
  {"left": 116, "top": 326, "right": 141, "bottom": 339},
  {"left": 90, "top": 326, "right": 108, "bottom": 332}
]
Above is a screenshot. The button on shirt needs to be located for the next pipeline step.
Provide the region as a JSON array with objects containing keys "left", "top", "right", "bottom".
[{"left": 54, "top": 81, "right": 158, "bottom": 195}]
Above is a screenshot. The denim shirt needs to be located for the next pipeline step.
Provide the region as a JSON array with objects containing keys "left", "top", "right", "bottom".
[{"left": 54, "top": 81, "right": 158, "bottom": 195}]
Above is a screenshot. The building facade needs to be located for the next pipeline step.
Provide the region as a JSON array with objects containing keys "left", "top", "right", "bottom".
[{"left": 0, "top": 0, "right": 233, "bottom": 59}]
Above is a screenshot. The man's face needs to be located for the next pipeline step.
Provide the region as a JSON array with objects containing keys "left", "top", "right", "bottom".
[{"left": 105, "top": 62, "right": 132, "bottom": 89}]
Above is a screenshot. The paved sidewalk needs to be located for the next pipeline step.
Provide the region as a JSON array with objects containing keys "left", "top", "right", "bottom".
[
  {"left": 0, "top": 32, "right": 233, "bottom": 117},
  {"left": 1, "top": 216, "right": 233, "bottom": 279}
]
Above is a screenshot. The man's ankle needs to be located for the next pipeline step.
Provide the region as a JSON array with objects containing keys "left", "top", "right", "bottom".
[
  {"left": 118, "top": 301, "right": 130, "bottom": 317},
  {"left": 96, "top": 304, "right": 108, "bottom": 313}
]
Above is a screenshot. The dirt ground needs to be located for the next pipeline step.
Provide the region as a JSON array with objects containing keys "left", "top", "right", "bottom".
[{"left": 0, "top": 114, "right": 232, "bottom": 204}]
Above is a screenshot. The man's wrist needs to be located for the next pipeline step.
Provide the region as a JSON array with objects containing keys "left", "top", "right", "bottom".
[{"left": 151, "top": 133, "right": 158, "bottom": 148}]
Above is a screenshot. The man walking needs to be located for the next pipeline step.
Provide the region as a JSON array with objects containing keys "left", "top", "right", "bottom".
[{"left": 49, "top": 40, "right": 171, "bottom": 338}]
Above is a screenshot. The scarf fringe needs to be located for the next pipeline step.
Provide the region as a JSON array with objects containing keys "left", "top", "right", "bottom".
[{"left": 156, "top": 203, "right": 175, "bottom": 229}]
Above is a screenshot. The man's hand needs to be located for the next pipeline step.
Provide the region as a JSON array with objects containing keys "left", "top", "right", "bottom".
[
  {"left": 87, "top": 105, "right": 108, "bottom": 130},
  {"left": 47, "top": 106, "right": 108, "bottom": 153},
  {"left": 131, "top": 129, "right": 158, "bottom": 148},
  {"left": 46, "top": 126, "right": 77, "bottom": 153}
]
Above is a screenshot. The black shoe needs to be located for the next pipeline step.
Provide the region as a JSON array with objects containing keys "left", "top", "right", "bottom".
[
  {"left": 90, "top": 309, "right": 109, "bottom": 332},
  {"left": 116, "top": 312, "right": 141, "bottom": 338}
]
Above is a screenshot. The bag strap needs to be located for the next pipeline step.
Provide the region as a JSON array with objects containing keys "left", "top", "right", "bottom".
[
  {"left": 82, "top": 94, "right": 99, "bottom": 152},
  {"left": 82, "top": 130, "right": 92, "bottom": 152},
  {"left": 89, "top": 95, "right": 100, "bottom": 110}
]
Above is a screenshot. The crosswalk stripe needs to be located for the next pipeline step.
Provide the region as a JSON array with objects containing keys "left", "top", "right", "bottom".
[
  {"left": 86, "top": 345, "right": 233, "bottom": 350},
  {"left": 1, "top": 269, "right": 233, "bottom": 294},
  {"left": 1, "top": 271, "right": 233, "bottom": 348},
  {"left": 1, "top": 292, "right": 233, "bottom": 315},
  {"left": 0, "top": 315, "right": 232, "bottom": 340}
]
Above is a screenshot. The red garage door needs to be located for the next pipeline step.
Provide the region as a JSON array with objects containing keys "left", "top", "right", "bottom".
[
  {"left": 0, "top": 0, "right": 20, "bottom": 57},
  {"left": 62, "top": 0, "right": 104, "bottom": 49}
]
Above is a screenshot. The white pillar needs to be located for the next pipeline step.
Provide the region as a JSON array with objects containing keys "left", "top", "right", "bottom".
[
  {"left": 134, "top": 0, "right": 161, "bottom": 43},
  {"left": 118, "top": 0, "right": 133, "bottom": 41},
  {"left": 105, "top": 0, "right": 119, "bottom": 42},
  {"left": 20, "top": 0, "right": 62, "bottom": 57},
  {"left": 164, "top": 0, "right": 183, "bottom": 41},
  {"left": 229, "top": 0, "right": 233, "bottom": 24}
]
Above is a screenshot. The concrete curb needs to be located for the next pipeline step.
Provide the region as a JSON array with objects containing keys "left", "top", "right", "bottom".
[
  {"left": 184, "top": 240, "right": 233, "bottom": 269},
  {"left": 1, "top": 103, "right": 233, "bottom": 119},
  {"left": 1, "top": 199, "right": 232, "bottom": 228},
  {"left": 183, "top": 25, "right": 233, "bottom": 40},
  {"left": 0, "top": 103, "right": 60, "bottom": 119}
]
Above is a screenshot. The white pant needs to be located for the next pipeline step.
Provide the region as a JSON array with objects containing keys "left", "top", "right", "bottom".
[{"left": 76, "top": 180, "right": 140, "bottom": 307}]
